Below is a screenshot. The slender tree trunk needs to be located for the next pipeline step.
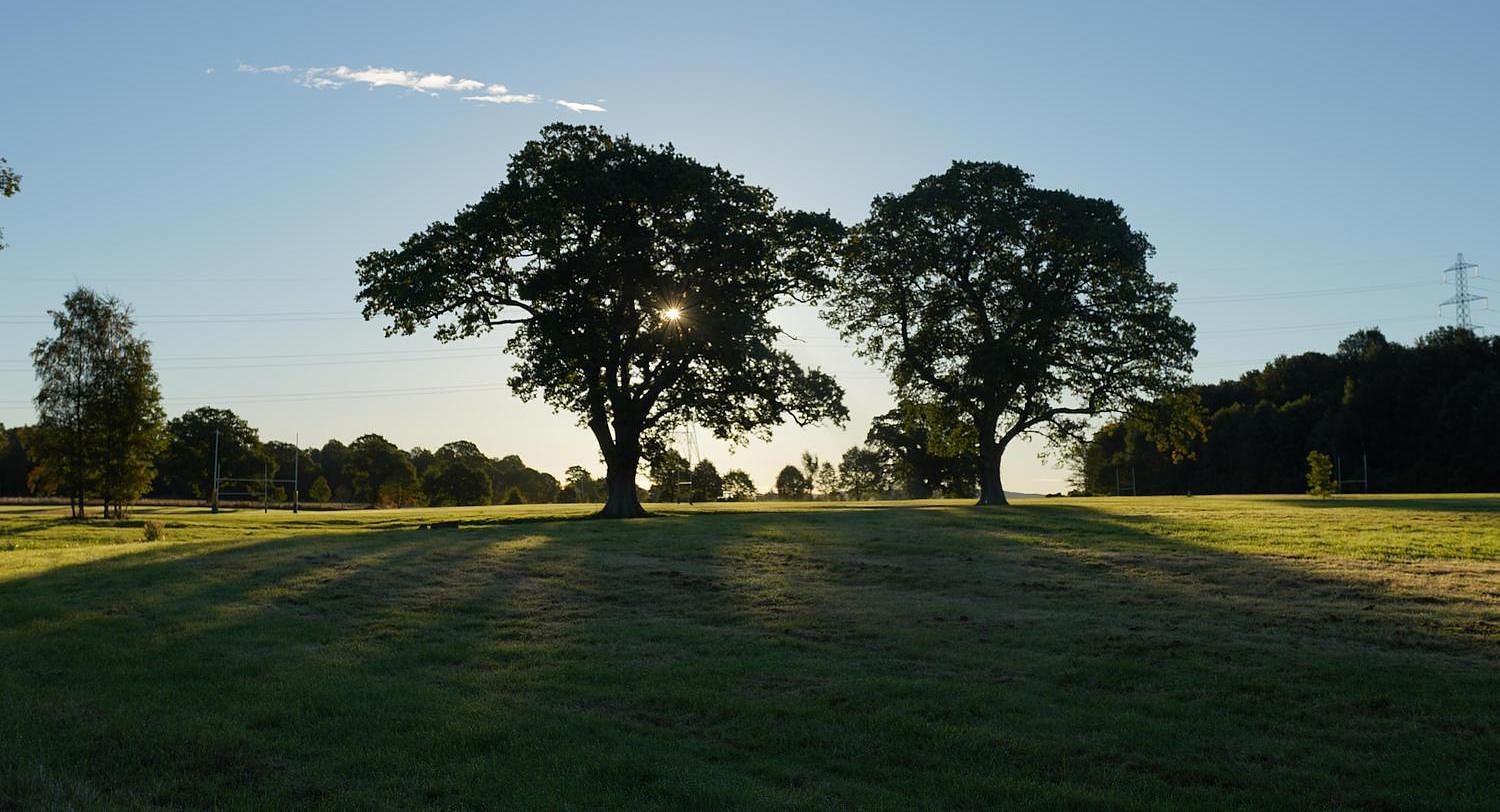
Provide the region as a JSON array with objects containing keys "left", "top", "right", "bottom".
[
  {"left": 977, "top": 433, "right": 1009, "bottom": 507},
  {"left": 598, "top": 429, "right": 648, "bottom": 519}
]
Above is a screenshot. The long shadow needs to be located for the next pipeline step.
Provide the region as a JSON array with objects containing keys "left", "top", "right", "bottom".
[
  {"left": 2, "top": 504, "right": 1497, "bottom": 809},
  {"left": 557, "top": 505, "right": 1500, "bottom": 807},
  {"left": 1257, "top": 495, "right": 1500, "bottom": 514}
]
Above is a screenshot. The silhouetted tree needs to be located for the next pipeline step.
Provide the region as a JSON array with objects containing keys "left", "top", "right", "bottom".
[
  {"left": 560, "top": 465, "right": 606, "bottom": 503},
  {"left": 827, "top": 162, "right": 1195, "bottom": 505},
  {"left": 345, "top": 434, "right": 420, "bottom": 507},
  {"left": 408, "top": 447, "right": 436, "bottom": 478},
  {"left": 355, "top": 124, "right": 847, "bottom": 517},
  {"left": 316, "top": 439, "right": 352, "bottom": 500},
  {"left": 264, "top": 441, "right": 319, "bottom": 501},
  {"left": 866, "top": 407, "right": 977, "bottom": 498},
  {"left": 485, "top": 454, "right": 557, "bottom": 504},
  {"left": 690, "top": 459, "right": 723, "bottom": 502},
  {"left": 815, "top": 461, "right": 839, "bottom": 500},
  {"left": 722, "top": 469, "right": 756, "bottom": 501},
  {"left": 838, "top": 446, "right": 886, "bottom": 500},
  {"left": 423, "top": 441, "right": 493, "bottom": 506},
  {"left": 425, "top": 460, "right": 491, "bottom": 506},
  {"left": 800, "top": 451, "right": 820, "bottom": 491},
  {"left": 648, "top": 448, "right": 690, "bottom": 502},
  {"left": 0, "top": 425, "right": 34, "bottom": 497},
  {"left": 775, "top": 465, "right": 810, "bottom": 499}
]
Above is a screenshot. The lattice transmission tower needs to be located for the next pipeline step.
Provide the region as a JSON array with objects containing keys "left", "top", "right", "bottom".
[{"left": 1440, "top": 253, "right": 1485, "bottom": 329}]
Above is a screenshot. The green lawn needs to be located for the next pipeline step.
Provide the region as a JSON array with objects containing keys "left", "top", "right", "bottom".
[{"left": 2, "top": 496, "right": 1497, "bottom": 809}]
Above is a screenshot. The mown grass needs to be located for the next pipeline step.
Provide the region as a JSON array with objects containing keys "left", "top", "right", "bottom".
[{"left": 1, "top": 495, "right": 1497, "bottom": 809}]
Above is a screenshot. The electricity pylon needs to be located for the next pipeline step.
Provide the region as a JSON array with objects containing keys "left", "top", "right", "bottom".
[{"left": 1440, "top": 253, "right": 1485, "bottom": 329}]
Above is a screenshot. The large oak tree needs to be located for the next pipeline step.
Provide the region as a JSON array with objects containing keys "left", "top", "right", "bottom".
[
  {"left": 357, "top": 125, "right": 847, "bottom": 517},
  {"left": 826, "top": 162, "right": 1195, "bottom": 505}
]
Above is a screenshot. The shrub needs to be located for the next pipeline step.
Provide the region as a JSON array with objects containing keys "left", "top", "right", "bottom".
[
  {"left": 308, "top": 476, "right": 332, "bottom": 503},
  {"left": 1306, "top": 451, "right": 1336, "bottom": 499},
  {"left": 142, "top": 520, "right": 166, "bottom": 542},
  {"left": 502, "top": 486, "right": 525, "bottom": 505}
]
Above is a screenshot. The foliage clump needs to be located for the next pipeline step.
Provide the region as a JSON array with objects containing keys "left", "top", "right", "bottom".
[
  {"left": 355, "top": 124, "right": 848, "bottom": 517},
  {"left": 826, "top": 161, "right": 1195, "bottom": 505},
  {"left": 29, "top": 288, "right": 165, "bottom": 518},
  {"left": 1306, "top": 451, "right": 1336, "bottom": 499}
]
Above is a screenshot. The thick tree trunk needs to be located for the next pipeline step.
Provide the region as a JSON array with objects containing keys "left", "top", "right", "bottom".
[
  {"left": 977, "top": 435, "right": 1009, "bottom": 507},
  {"left": 598, "top": 435, "right": 648, "bottom": 519}
]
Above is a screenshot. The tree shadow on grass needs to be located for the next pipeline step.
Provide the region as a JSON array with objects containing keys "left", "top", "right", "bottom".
[
  {"left": 1, "top": 505, "right": 1497, "bottom": 809},
  {"left": 1258, "top": 495, "right": 1500, "bottom": 514}
]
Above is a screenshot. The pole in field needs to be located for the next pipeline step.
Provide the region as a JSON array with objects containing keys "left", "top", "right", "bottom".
[{"left": 213, "top": 429, "right": 220, "bottom": 513}]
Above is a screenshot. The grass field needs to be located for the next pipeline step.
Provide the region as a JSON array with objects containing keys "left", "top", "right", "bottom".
[{"left": 2, "top": 496, "right": 1498, "bottom": 809}]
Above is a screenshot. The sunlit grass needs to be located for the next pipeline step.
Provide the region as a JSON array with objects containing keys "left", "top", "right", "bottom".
[{"left": 1, "top": 495, "right": 1497, "bottom": 808}]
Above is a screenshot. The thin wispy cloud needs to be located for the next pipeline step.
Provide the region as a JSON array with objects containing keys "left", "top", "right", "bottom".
[
  {"left": 235, "top": 63, "right": 607, "bottom": 113},
  {"left": 464, "top": 93, "right": 539, "bottom": 105}
]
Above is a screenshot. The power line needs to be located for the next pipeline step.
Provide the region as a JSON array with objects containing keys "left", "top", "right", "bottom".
[
  {"left": 0, "top": 345, "right": 508, "bottom": 369},
  {"left": 0, "top": 310, "right": 360, "bottom": 325},
  {"left": 1198, "top": 314, "right": 1438, "bottom": 337},
  {"left": 1178, "top": 280, "right": 1437, "bottom": 304},
  {"left": 0, "top": 381, "right": 513, "bottom": 408}
]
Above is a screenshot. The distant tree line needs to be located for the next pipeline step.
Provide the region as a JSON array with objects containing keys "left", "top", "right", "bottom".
[
  {"left": 1074, "top": 327, "right": 1500, "bottom": 494},
  {"left": 1, "top": 402, "right": 584, "bottom": 509},
  {"left": 765, "top": 408, "right": 979, "bottom": 501}
]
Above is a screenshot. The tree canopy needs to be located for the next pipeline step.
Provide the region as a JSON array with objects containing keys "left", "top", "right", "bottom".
[
  {"left": 0, "top": 156, "right": 19, "bottom": 252},
  {"left": 866, "top": 407, "right": 977, "bottom": 498},
  {"left": 345, "top": 434, "right": 420, "bottom": 507},
  {"left": 1077, "top": 327, "right": 1500, "bottom": 495},
  {"left": 157, "top": 407, "right": 267, "bottom": 501},
  {"left": 837, "top": 446, "right": 887, "bottom": 500},
  {"left": 29, "top": 288, "right": 164, "bottom": 517},
  {"left": 775, "top": 464, "right": 810, "bottom": 499},
  {"left": 722, "top": 469, "right": 756, "bottom": 501},
  {"left": 825, "top": 161, "right": 1195, "bottom": 505},
  {"left": 355, "top": 124, "right": 848, "bottom": 517},
  {"left": 422, "top": 441, "right": 494, "bottom": 506}
]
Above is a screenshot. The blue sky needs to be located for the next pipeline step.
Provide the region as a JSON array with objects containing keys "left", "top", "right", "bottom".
[{"left": 3, "top": 1, "right": 1498, "bottom": 493}]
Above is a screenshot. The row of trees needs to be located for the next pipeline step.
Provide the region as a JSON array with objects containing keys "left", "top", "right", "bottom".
[
  {"left": 2, "top": 403, "right": 574, "bottom": 510},
  {"left": 772, "top": 416, "right": 979, "bottom": 501},
  {"left": 356, "top": 124, "right": 1195, "bottom": 517},
  {"left": 14, "top": 126, "right": 1197, "bottom": 518},
  {"left": 0, "top": 290, "right": 983, "bottom": 511},
  {"left": 1, "top": 292, "right": 580, "bottom": 514},
  {"left": 1075, "top": 327, "right": 1500, "bottom": 494},
  {"left": 642, "top": 452, "right": 757, "bottom": 502}
]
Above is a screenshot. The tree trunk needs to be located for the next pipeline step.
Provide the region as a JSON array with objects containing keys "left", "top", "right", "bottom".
[
  {"left": 977, "top": 435, "right": 1009, "bottom": 507},
  {"left": 598, "top": 434, "right": 648, "bottom": 519}
]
